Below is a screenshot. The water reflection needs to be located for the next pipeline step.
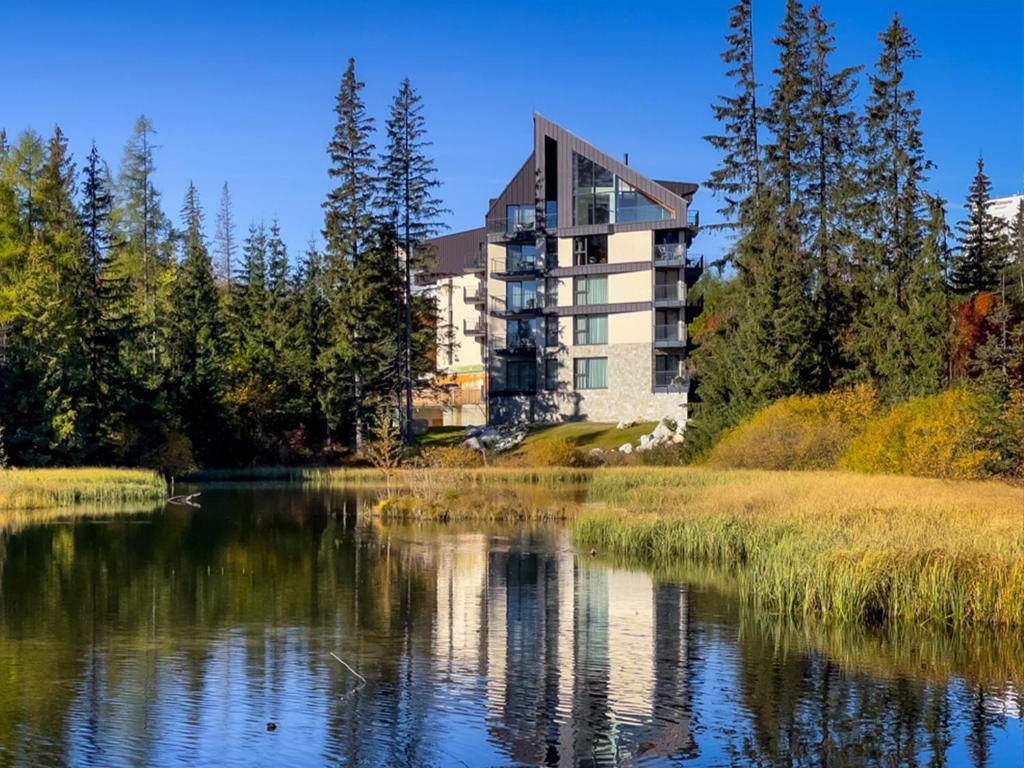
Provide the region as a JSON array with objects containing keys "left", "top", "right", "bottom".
[{"left": 0, "top": 487, "right": 1020, "bottom": 767}]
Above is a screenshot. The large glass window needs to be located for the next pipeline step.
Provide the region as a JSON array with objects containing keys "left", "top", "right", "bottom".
[
  {"left": 545, "top": 316, "right": 560, "bottom": 347},
  {"left": 506, "top": 359, "right": 536, "bottom": 391},
  {"left": 574, "top": 357, "right": 608, "bottom": 390},
  {"left": 655, "top": 309, "right": 681, "bottom": 341},
  {"left": 573, "top": 234, "right": 608, "bottom": 266},
  {"left": 506, "top": 318, "right": 539, "bottom": 349},
  {"left": 506, "top": 204, "right": 536, "bottom": 233},
  {"left": 506, "top": 280, "right": 540, "bottom": 311},
  {"left": 655, "top": 354, "right": 684, "bottom": 387},
  {"left": 544, "top": 358, "right": 559, "bottom": 390},
  {"left": 574, "top": 315, "right": 608, "bottom": 345},
  {"left": 506, "top": 243, "right": 539, "bottom": 272},
  {"left": 574, "top": 275, "right": 608, "bottom": 306},
  {"left": 572, "top": 152, "right": 673, "bottom": 226}
]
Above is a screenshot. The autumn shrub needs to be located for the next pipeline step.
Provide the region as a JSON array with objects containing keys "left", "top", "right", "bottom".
[
  {"left": 525, "top": 438, "right": 587, "bottom": 467},
  {"left": 708, "top": 385, "right": 879, "bottom": 470},
  {"left": 841, "top": 389, "right": 995, "bottom": 479},
  {"left": 638, "top": 443, "right": 687, "bottom": 466},
  {"left": 424, "top": 445, "right": 485, "bottom": 469}
]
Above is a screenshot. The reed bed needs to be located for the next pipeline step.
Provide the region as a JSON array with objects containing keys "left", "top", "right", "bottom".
[
  {"left": 0, "top": 468, "right": 167, "bottom": 510},
  {"left": 574, "top": 467, "right": 1024, "bottom": 629}
]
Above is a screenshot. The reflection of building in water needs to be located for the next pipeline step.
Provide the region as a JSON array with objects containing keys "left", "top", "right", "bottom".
[{"left": 429, "top": 531, "right": 694, "bottom": 765}]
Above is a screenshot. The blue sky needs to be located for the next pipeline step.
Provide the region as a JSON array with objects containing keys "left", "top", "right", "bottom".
[{"left": 3, "top": 0, "right": 1021, "bottom": 263}]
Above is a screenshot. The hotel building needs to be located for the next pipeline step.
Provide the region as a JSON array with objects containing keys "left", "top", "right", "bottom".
[{"left": 419, "top": 114, "right": 702, "bottom": 427}]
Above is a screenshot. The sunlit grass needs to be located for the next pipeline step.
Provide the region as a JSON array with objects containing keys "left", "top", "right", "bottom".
[{"left": 0, "top": 468, "right": 166, "bottom": 510}]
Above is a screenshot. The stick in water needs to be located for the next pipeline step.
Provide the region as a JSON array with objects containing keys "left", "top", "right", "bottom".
[{"left": 330, "top": 652, "right": 367, "bottom": 685}]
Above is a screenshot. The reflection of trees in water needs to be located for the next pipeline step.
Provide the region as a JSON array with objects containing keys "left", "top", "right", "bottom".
[{"left": 0, "top": 491, "right": 1019, "bottom": 767}]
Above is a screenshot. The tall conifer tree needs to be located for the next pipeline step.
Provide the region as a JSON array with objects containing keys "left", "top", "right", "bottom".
[{"left": 953, "top": 157, "right": 1007, "bottom": 295}]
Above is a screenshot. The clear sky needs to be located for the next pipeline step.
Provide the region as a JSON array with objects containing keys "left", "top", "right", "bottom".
[{"left": 3, "top": 0, "right": 1022, "bottom": 263}]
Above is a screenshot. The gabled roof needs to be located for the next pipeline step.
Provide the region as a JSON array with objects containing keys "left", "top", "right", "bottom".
[{"left": 418, "top": 226, "right": 486, "bottom": 283}]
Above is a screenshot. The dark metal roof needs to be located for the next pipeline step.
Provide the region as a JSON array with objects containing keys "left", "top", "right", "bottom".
[
  {"left": 653, "top": 180, "right": 699, "bottom": 201},
  {"left": 417, "top": 226, "right": 486, "bottom": 283}
]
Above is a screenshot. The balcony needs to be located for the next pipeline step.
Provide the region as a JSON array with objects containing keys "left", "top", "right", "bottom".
[
  {"left": 489, "top": 295, "right": 542, "bottom": 318},
  {"left": 654, "top": 282, "right": 684, "bottom": 305},
  {"left": 464, "top": 252, "right": 486, "bottom": 274},
  {"left": 487, "top": 205, "right": 537, "bottom": 238},
  {"left": 654, "top": 242, "right": 686, "bottom": 266},
  {"left": 463, "top": 285, "right": 486, "bottom": 306},
  {"left": 685, "top": 253, "right": 704, "bottom": 285},
  {"left": 654, "top": 366, "right": 688, "bottom": 392},
  {"left": 490, "top": 333, "right": 538, "bottom": 356},
  {"left": 654, "top": 322, "right": 687, "bottom": 348},
  {"left": 686, "top": 209, "right": 700, "bottom": 228},
  {"left": 685, "top": 294, "right": 705, "bottom": 322},
  {"left": 490, "top": 255, "right": 543, "bottom": 279},
  {"left": 462, "top": 318, "right": 487, "bottom": 338}
]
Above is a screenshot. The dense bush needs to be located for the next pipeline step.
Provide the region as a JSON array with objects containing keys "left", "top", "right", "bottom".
[
  {"left": 638, "top": 443, "right": 687, "bottom": 466},
  {"left": 707, "top": 385, "right": 878, "bottom": 470},
  {"left": 840, "top": 389, "right": 994, "bottom": 479},
  {"left": 525, "top": 438, "right": 587, "bottom": 467},
  {"left": 423, "top": 446, "right": 485, "bottom": 469}
]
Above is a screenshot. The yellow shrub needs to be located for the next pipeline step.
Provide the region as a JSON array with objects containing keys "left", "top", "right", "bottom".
[
  {"left": 424, "top": 446, "right": 485, "bottom": 469},
  {"left": 708, "top": 385, "right": 879, "bottom": 470},
  {"left": 841, "top": 389, "right": 994, "bottom": 479},
  {"left": 526, "top": 438, "right": 586, "bottom": 467}
]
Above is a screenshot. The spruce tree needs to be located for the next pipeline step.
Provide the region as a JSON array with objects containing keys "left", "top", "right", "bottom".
[
  {"left": 847, "top": 14, "right": 939, "bottom": 400},
  {"left": 167, "top": 183, "right": 225, "bottom": 463},
  {"left": 321, "top": 58, "right": 377, "bottom": 449},
  {"left": 215, "top": 181, "right": 236, "bottom": 285},
  {"left": 296, "top": 240, "right": 330, "bottom": 450},
  {"left": 805, "top": 3, "right": 862, "bottom": 379},
  {"left": 953, "top": 157, "right": 1007, "bottom": 295},
  {"left": 704, "top": 0, "right": 761, "bottom": 237},
  {"left": 378, "top": 78, "right": 447, "bottom": 441},
  {"left": 1008, "top": 198, "right": 1024, "bottom": 302}
]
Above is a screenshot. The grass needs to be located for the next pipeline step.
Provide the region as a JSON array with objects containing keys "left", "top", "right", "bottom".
[
  {"left": 573, "top": 467, "right": 1024, "bottom": 629},
  {"left": 0, "top": 468, "right": 167, "bottom": 510}
]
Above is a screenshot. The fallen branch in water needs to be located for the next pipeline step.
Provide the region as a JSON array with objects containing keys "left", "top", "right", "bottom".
[
  {"left": 168, "top": 492, "right": 201, "bottom": 507},
  {"left": 330, "top": 652, "right": 367, "bottom": 699}
]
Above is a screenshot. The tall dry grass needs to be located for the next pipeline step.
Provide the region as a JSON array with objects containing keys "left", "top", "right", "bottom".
[
  {"left": 0, "top": 468, "right": 166, "bottom": 510},
  {"left": 575, "top": 467, "right": 1024, "bottom": 628}
]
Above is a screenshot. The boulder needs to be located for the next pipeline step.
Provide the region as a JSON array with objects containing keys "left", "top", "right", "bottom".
[
  {"left": 588, "top": 447, "right": 604, "bottom": 456},
  {"left": 462, "top": 437, "right": 483, "bottom": 451},
  {"left": 618, "top": 442, "right": 634, "bottom": 455},
  {"left": 464, "top": 425, "right": 483, "bottom": 438},
  {"left": 615, "top": 419, "right": 635, "bottom": 429},
  {"left": 652, "top": 419, "right": 673, "bottom": 441}
]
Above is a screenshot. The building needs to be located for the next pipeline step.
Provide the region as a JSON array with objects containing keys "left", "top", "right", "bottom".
[
  {"left": 989, "top": 194, "right": 1022, "bottom": 233},
  {"left": 418, "top": 114, "right": 702, "bottom": 427}
]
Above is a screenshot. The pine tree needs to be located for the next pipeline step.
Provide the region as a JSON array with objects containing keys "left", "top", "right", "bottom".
[
  {"left": 167, "top": 183, "right": 225, "bottom": 463},
  {"left": 378, "top": 78, "right": 447, "bottom": 441},
  {"left": 1008, "top": 198, "right": 1024, "bottom": 302},
  {"left": 953, "top": 157, "right": 1008, "bottom": 295},
  {"left": 296, "top": 240, "right": 330, "bottom": 451},
  {"left": 215, "top": 181, "right": 236, "bottom": 285},
  {"left": 704, "top": 0, "right": 761, "bottom": 238},
  {"left": 321, "top": 58, "right": 378, "bottom": 449}
]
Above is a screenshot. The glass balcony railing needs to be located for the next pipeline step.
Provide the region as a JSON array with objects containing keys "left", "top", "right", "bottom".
[
  {"left": 489, "top": 295, "right": 541, "bottom": 315},
  {"left": 462, "top": 318, "right": 486, "bottom": 336},
  {"left": 490, "top": 256, "right": 541, "bottom": 276},
  {"left": 686, "top": 209, "right": 700, "bottom": 228},
  {"left": 655, "top": 323, "right": 684, "bottom": 342},
  {"left": 462, "top": 285, "right": 486, "bottom": 304},
  {"left": 654, "top": 368, "right": 687, "bottom": 388},
  {"left": 654, "top": 283, "right": 681, "bottom": 301},
  {"left": 654, "top": 243, "right": 686, "bottom": 262}
]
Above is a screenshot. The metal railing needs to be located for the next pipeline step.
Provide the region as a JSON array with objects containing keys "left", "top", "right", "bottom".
[
  {"left": 463, "top": 285, "right": 486, "bottom": 304},
  {"left": 462, "top": 318, "right": 487, "bottom": 336},
  {"left": 654, "top": 283, "right": 682, "bottom": 302}
]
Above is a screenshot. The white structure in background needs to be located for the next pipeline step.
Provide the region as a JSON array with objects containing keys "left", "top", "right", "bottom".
[{"left": 988, "top": 194, "right": 1022, "bottom": 232}]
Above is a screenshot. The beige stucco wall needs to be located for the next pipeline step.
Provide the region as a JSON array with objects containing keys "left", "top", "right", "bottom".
[
  {"left": 608, "top": 270, "right": 652, "bottom": 303},
  {"left": 608, "top": 230, "right": 652, "bottom": 264},
  {"left": 437, "top": 273, "right": 486, "bottom": 372}
]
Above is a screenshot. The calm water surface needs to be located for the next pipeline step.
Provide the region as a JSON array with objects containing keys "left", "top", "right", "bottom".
[{"left": 0, "top": 486, "right": 1021, "bottom": 767}]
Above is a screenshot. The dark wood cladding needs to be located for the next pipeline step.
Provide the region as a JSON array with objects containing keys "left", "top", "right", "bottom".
[
  {"left": 543, "top": 301, "right": 651, "bottom": 317},
  {"left": 486, "top": 154, "right": 536, "bottom": 221},
  {"left": 547, "top": 261, "right": 651, "bottom": 278},
  {"left": 418, "top": 227, "right": 486, "bottom": 282}
]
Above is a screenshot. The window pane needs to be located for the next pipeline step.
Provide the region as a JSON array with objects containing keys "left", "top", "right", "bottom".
[
  {"left": 545, "top": 316, "right": 559, "bottom": 347},
  {"left": 544, "top": 358, "right": 558, "bottom": 390},
  {"left": 590, "top": 315, "right": 608, "bottom": 344},
  {"left": 589, "top": 357, "right": 608, "bottom": 388}
]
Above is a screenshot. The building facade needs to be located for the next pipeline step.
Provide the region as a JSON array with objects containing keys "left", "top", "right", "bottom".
[{"left": 421, "top": 114, "right": 702, "bottom": 427}]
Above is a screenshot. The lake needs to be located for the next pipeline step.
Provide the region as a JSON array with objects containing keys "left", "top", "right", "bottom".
[{"left": 0, "top": 485, "right": 1021, "bottom": 767}]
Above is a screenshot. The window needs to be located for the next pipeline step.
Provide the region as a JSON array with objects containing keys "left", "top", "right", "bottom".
[
  {"left": 572, "top": 152, "right": 673, "bottom": 226},
  {"left": 506, "top": 204, "right": 536, "bottom": 233},
  {"left": 574, "top": 275, "right": 608, "bottom": 306},
  {"left": 506, "top": 280, "right": 539, "bottom": 311},
  {"left": 545, "top": 316, "right": 560, "bottom": 348},
  {"left": 655, "top": 309, "right": 681, "bottom": 342},
  {"left": 506, "top": 318, "right": 538, "bottom": 349},
  {"left": 573, "top": 234, "right": 608, "bottom": 266},
  {"left": 544, "top": 358, "right": 559, "bottom": 390},
  {"left": 574, "top": 357, "right": 608, "bottom": 390},
  {"left": 655, "top": 354, "right": 684, "bottom": 387},
  {"left": 545, "top": 277, "right": 559, "bottom": 307},
  {"left": 574, "top": 315, "right": 608, "bottom": 345},
  {"left": 544, "top": 199, "right": 558, "bottom": 229},
  {"left": 506, "top": 359, "right": 536, "bottom": 391},
  {"left": 654, "top": 270, "right": 680, "bottom": 301},
  {"left": 506, "top": 243, "right": 539, "bottom": 272}
]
